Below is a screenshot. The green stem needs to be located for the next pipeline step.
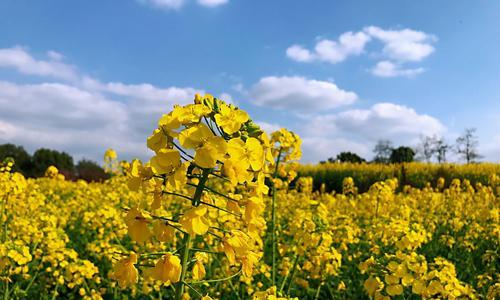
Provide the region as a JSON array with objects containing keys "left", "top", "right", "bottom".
[
  {"left": 182, "top": 281, "right": 203, "bottom": 297},
  {"left": 271, "top": 148, "right": 282, "bottom": 286},
  {"left": 1, "top": 192, "right": 9, "bottom": 242},
  {"left": 286, "top": 255, "right": 300, "bottom": 295},
  {"left": 23, "top": 270, "right": 40, "bottom": 294},
  {"left": 175, "top": 168, "right": 210, "bottom": 300},
  {"left": 280, "top": 254, "right": 299, "bottom": 294},
  {"left": 175, "top": 233, "right": 192, "bottom": 300},
  {"left": 189, "top": 248, "right": 222, "bottom": 254},
  {"left": 3, "top": 279, "right": 9, "bottom": 300},
  {"left": 314, "top": 282, "right": 323, "bottom": 300},
  {"left": 192, "top": 169, "right": 211, "bottom": 206},
  {"left": 51, "top": 282, "right": 59, "bottom": 300},
  {"left": 227, "top": 277, "right": 243, "bottom": 300}
]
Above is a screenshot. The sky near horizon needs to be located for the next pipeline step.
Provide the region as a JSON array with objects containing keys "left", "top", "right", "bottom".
[{"left": 0, "top": 0, "right": 499, "bottom": 163}]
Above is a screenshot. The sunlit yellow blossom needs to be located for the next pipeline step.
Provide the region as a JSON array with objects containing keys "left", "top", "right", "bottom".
[
  {"left": 179, "top": 123, "right": 214, "bottom": 149},
  {"left": 124, "top": 207, "right": 151, "bottom": 243},
  {"left": 149, "top": 253, "right": 182, "bottom": 283},
  {"left": 153, "top": 220, "right": 175, "bottom": 243},
  {"left": 364, "top": 277, "right": 384, "bottom": 297},
  {"left": 194, "top": 136, "right": 227, "bottom": 168},
  {"left": 386, "top": 284, "right": 403, "bottom": 296},
  {"left": 149, "top": 149, "right": 181, "bottom": 175},
  {"left": 214, "top": 104, "right": 249, "bottom": 134},
  {"left": 158, "top": 109, "right": 182, "bottom": 137},
  {"left": 111, "top": 253, "right": 138, "bottom": 288},
  {"left": 180, "top": 206, "right": 210, "bottom": 236},
  {"left": 192, "top": 252, "right": 208, "bottom": 280},
  {"left": 222, "top": 231, "right": 251, "bottom": 265},
  {"left": 147, "top": 128, "right": 167, "bottom": 152}
]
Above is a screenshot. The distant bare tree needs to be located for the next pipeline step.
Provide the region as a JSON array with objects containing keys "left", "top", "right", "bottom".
[
  {"left": 434, "top": 137, "right": 450, "bottom": 163},
  {"left": 417, "top": 135, "right": 436, "bottom": 162},
  {"left": 455, "top": 128, "right": 481, "bottom": 163},
  {"left": 372, "top": 140, "right": 393, "bottom": 163}
]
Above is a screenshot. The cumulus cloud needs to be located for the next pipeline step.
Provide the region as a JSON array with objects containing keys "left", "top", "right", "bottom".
[
  {"left": 255, "top": 121, "right": 281, "bottom": 134},
  {"left": 249, "top": 76, "right": 357, "bottom": 112},
  {"left": 0, "top": 46, "right": 78, "bottom": 81},
  {"left": 333, "top": 103, "right": 445, "bottom": 138},
  {"left": 286, "top": 31, "right": 371, "bottom": 64},
  {"left": 297, "top": 102, "right": 446, "bottom": 162},
  {"left": 286, "top": 26, "right": 436, "bottom": 78},
  {"left": 286, "top": 45, "right": 315, "bottom": 63},
  {"left": 0, "top": 47, "right": 203, "bottom": 161},
  {"left": 197, "top": 0, "right": 228, "bottom": 7},
  {"left": 0, "top": 81, "right": 138, "bottom": 160},
  {"left": 371, "top": 61, "right": 424, "bottom": 78},
  {"left": 364, "top": 26, "right": 436, "bottom": 62},
  {"left": 301, "top": 137, "right": 370, "bottom": 163}
]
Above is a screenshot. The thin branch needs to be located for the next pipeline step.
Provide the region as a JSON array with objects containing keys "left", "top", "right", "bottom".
[
  {"left": 204, "top": 184, "right": 241, "bottom": 203},
  {"left": 172, "top": 142, "right": 194, "bottom": 160},
  {"left": 162, "top": 191, "right": 193, "bottom": 202},
  {"left": 207, "top": 231, "right": 224, "bottom": 240},
  {"left": 204, "top": 117, "right": 218, "bottom": 136},
  {"left": 210, "top": 226, "right": 230, "bottom": 233},
  {"left": 200, "top": 201, "right": 241, "bottom": 217},
  {"left": 187, "top": 268, "right": 242, "bottom": 284},
  {"left": 182, "top": 281, "right": 203, "bottom": 297},
  {"left": 190, "top": 248, "right": 223, "bottom": 254}
]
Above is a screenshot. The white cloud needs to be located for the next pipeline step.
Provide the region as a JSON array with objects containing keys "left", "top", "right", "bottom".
[
  {"left": 0, "top": 81, "right": 136, "bottom": 160},
  {"left": 231, "top": 83, "right": 244, "bottom": 93},
  {"left": 315, "top": 31, "right": 371, "bottom": 64},
  {"left": 334, "top": 103, "right": 446, "bottom": 138},
  {"left": 371, "top": 60, "right": 425, "bottom": 78},
  {"left": 255, "top": 121, "right": 281, "bottom": 134},
  {"left": 297, "top": 102, "right": 446, "bottom": 162},
  {"left": 301, "top": 137, "right": 370, "bottom": 163},
  {"left": 0, "top": 46, "right": 78, "bottom": 81},
  {"left": 197, "top": 0, "right": 228, "bottom": 7},
  {"left": 47, "top": 50, "right": 64, "bottom": 61},
  {"left": 0, "top": 47, "right": 203, "bottom": 162},
  {"left": 286, "top": 45, "right": 315, "bottom": 63},
  {"left": 218, "top": 92, "right": 234, "bottom": 104},
  {"left": 286, "top": 26, "right": 435, "bottom": 78},
  {"left": 138, "top": 0, "right": 186, "bottom": 10},
  {"left": 286, "top": 31, "right": 371, "bottom": 64},
  {"left": 364, "top": 26, "right": 436, "bottom": 62},
  {"left": 249, "top": 76, "right": 357, "bottom": 112}
]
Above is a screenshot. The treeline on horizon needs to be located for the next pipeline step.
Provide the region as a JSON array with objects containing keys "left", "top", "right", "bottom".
[
  {"left": 301, "top": 128, "right": 498, "bottom": 193},
  {"left": 320, "top": 128, "right": 485, "bottom": 164},
  {"left": 0, "top": 143, "right": 109, "bottom": 182}
]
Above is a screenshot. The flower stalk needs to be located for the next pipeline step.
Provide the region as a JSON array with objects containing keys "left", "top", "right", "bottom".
[{"left": 271, "top": 148, "right": 282, "bottom": 286}]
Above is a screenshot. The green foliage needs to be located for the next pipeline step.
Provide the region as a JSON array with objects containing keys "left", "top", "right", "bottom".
[
  {"left": 0, "top": 143, "right": 33, "bottom": 175},
  {"left": 334, "top": 151, "right": 366, "bottom": 163},
  {"left": 390, "top": 146, "right": 416, "bottom": 163},
  {"left": 31, "top": 148, "right": 75, "bottom": 177},
  {"left": 76, "top": 159, "right": 109, "bottom": 182}
]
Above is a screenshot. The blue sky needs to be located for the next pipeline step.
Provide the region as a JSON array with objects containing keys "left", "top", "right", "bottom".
[{"left": 0, "top": 0, "right": 499, "bottom": 163}]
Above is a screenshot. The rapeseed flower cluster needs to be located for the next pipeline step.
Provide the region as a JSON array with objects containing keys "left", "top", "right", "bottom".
[{"left": 112, "top": 94, "right": 282, "bottom": 299}]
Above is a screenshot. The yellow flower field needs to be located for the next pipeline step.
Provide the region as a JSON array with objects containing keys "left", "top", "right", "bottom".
[{"left": 1, "top": 95, "right": 499, "bottom": 299}]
